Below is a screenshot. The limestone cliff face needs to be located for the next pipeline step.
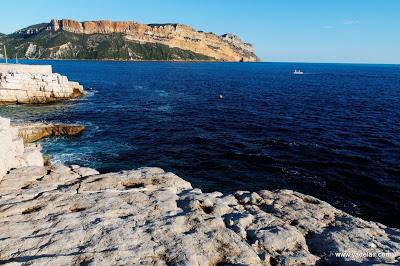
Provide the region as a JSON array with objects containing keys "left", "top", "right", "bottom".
[
  {"left": 0, "top": 117, "right": 43, "bottom": 181},
  {"left": 48, "top": 19, "right": 258, "bottom": 62}
]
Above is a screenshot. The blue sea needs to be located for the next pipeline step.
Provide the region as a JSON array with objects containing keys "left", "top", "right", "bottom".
[{"left": 1, "top": 60, "right": 399, "bottom": 227}]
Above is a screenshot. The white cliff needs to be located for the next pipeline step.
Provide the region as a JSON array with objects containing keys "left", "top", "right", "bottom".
[
  {"left": 0, "top": 117, "right": 43, "bottom": 181},
  {"left": 0, "top": 64, "right": 84, "bottom": 104}
]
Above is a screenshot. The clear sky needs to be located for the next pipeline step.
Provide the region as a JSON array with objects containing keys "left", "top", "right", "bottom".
[{"left": 1, "top": 0, "right": 399, "bottom": 63}]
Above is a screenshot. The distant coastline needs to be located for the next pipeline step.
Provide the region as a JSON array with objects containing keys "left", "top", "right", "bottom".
[
  {"left": 1, "top": 58, "right": 261, "bottom": 63},
  {"left": 3, "top": 58, "right": 399, "bottom": 65},
  {"left": 0, "top": 19, "right": 259, "bottom": 62}
]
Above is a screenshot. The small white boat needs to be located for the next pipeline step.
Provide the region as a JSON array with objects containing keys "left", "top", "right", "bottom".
[{"left": 293, "top": 69, "right": 304, "bottom": 75}]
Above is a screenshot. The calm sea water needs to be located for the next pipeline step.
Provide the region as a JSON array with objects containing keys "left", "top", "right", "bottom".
[{"left": 1, "top": 60, "right": 399, "bottom": 227}]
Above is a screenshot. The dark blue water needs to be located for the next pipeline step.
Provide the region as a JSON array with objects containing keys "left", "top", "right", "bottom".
[{"left": 1, "top": 60, "right": 400, "bottom": 227}]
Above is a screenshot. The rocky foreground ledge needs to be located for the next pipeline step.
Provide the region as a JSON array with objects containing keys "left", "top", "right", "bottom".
[
  {"left": 1, "top": 118, "right": 400, "bottom": 265},
  {"left": 13, "top": 121, "right": 85, "bottom": 143},
  {"left": 0, "top": 64, "right": 84, "bottom": 104}
]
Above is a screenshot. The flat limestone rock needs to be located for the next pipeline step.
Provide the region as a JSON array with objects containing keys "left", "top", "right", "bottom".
[
  {"left": 13, "top": 122, "right": 85, "bottom": 143},
  {"left": 0, "top": 65, "right": 84, "bottom": 104},
  {"left": 0, "top": 165, "right": 399, "bottom": 265}
]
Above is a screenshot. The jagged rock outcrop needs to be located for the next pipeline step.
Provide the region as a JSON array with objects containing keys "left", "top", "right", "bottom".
[
  {"left": 13, "top": 122, "right": 85, "bottom": 143},
  {"left": 0, "top": 64, "right": 84, "bottom": 104},
  {"left": 1, "top": 19, "right": 259, "bottom": 62},
  {"left": 0, "top": 117, "right": 43, "bottom": 181},
  {"left": 0, "top": 117, "right": 399, "bottom": 265}
]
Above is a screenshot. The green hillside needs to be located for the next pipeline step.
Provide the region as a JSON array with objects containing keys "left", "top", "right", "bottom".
[{"left": 1, "top": 28, "right": 215, "bottom": 61}]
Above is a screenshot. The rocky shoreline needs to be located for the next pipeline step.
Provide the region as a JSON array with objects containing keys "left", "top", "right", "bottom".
[
  {"left": 0, "top": 115, "right": 399, "bottom": 265},
  {"left": 0, "top": 64, "right": 84, "bottom": 104},
  {"left": 13, "top": 122, "right": 85, "bottom": 143}
]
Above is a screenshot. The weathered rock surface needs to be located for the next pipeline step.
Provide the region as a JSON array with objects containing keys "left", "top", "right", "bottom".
[
  {"left": 0, "top": 163, "right": 399, "bottom": 265},
  {"left": 0, "top": 64, "right": 52, "bottom": 75},
  {"left": 13, "top": 122, "right": 85, "bottom": 143},
  {"left": 0, "top": 117, "right": 43, "bottom": 181},
  {"left": 0, "top": 64, "right": 84, "bottom": 104},
  {"left": 1, "top": 116, "right": 399, "bottom": 265}
]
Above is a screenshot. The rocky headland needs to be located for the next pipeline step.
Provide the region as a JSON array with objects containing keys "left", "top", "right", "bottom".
[
  {"left": 0, "top": 64, "right": 84, "bottom": 104},
  {"left": 0, "top": 19, "right": 258, "bottom": 62},
  {"left": 0, "top": 115, "right": 399, "bottom": 265}
]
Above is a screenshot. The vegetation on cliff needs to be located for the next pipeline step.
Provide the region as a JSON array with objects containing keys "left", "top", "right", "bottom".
[
  {"left": 0, "top": 19, "right": 258, "bottom": 61},
  {"left": 3, "top": 30, "right": 214, "bottom": 61}
]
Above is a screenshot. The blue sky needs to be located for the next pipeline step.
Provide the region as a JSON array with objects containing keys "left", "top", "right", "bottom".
[{"left": 1, "top": 0, "right": 399, "bottom": 63}]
